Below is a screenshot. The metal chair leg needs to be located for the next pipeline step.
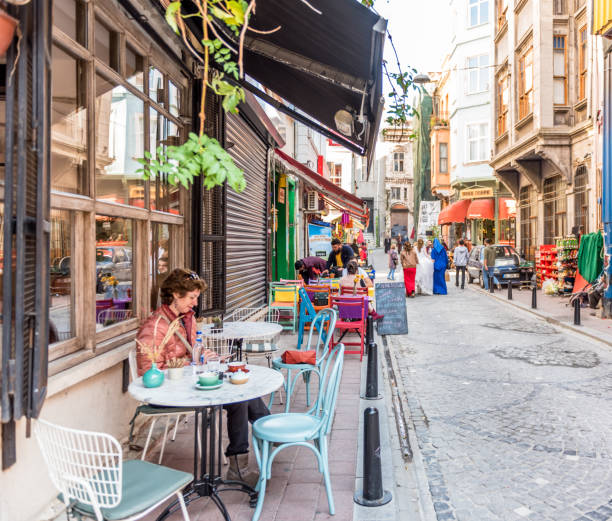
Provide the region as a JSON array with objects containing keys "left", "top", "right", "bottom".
[
  {"left": 141, "top": 418, "right": 157, "bottom": 461},
  {"left": 158, "top": 416, "right": 171, "bottom": 464},
  {"left": 171, "top": 415, "right": 181, "bottom": 441}
]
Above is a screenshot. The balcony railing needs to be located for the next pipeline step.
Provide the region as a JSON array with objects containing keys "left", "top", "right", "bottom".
[{"left": 430, "top": 113, "right": 449, "bottom": 128}]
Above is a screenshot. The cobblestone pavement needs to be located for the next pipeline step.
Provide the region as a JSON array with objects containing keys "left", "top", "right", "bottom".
[{"left": 387, "top": 281, "right": 612, "bottom": 521}]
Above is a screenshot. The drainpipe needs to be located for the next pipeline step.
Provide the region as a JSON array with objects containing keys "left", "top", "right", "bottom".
[
  {"left": 494, "top": 183, "right": 500, "bottom": 243},
  {"left": 603, "top": 52, "right": 612, "bottom": 310}
]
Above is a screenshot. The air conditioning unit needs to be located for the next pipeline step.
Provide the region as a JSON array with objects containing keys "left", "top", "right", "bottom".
[{"left": 306, "top": 191, "right": 318, "bottom": 211}]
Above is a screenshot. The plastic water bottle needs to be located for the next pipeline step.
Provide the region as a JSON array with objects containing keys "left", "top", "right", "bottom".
[{"left": 192, "top": 331, "right": 204, "bottom": 374}]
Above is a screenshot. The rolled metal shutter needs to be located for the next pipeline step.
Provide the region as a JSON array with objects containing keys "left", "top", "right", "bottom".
[{"left": 225, "top": 113, "right": 268, "bottom": 313}]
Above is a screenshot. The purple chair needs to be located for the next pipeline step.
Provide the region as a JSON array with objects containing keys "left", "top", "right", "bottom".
[{"left": 330, "top": 295, "right": 367, "bottom": 360}]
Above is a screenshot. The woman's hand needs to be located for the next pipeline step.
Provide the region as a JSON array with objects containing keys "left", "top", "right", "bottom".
[{"left": 202, "top": 349, "right": 220, "bottom": 363}]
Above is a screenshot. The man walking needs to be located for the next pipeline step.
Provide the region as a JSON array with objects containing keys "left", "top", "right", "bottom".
[
  {"left": 482, "top": 238, "right": 501, "bottom": 290},
  {"left": 453, "top": 239, "right": 469, "bottom": 289}
]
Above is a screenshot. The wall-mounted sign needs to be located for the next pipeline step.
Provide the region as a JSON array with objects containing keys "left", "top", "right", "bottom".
[{"left": 460, "top": 187, "right": 493, "bottom": 199}]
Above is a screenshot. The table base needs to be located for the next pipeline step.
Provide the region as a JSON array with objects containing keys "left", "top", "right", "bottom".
[{"left": 155, "top": 406, "right": 257, "bottom": 521}]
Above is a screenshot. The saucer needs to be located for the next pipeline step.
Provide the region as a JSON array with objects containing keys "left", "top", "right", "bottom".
[{"left": 195, "top": 381, "right": 223, "bottom": 391}]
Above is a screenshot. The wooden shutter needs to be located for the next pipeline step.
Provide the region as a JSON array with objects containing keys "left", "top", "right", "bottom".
[{"left": 1, "top": 0, "right": 51, "bottom": 469}]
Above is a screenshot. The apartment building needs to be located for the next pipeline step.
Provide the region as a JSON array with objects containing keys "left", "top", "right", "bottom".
[{"left": 490, "top": 0, "right": 596, "bottom": 260}]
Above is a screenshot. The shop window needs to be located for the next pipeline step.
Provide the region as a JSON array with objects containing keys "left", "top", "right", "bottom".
[
  {"left": 578, "top": 26, "right": 587, "bottom": 101},
  {"left": 518, "top": 46, "right": 533, "bottom": 120},
  {"left": 95, "top": 17, "right": 120, "bottom": 72},
  {"left": 553, "top": 36, "right": 567, "bottom": 105},
  {"left": 150, "top": 223, "right": 173, "bottom": 310},
  {"left": 519, "top": 185, "right": 537, "bottom": 261},
  {"left": 543, "top": 175, "right": 567, "bottom": 244},
  {"left": 95, "top": 216, "right": 134, "bottom": 330},
  {"left": 149, "top": 108, "right": 181, "bottom": 214},
  {"left": 51, "top": 45, "right": 88, "bottom": 194},
  {"left": 574, "top": 166, "right": 588, "bottom": 234},
  {"left": 54, "top": 0, "right": 87, "bottom": 46},
  {"left": 95, "top": 74, "right": 145, "bottom": 207},
  {"left": 168, "top": 81, "right": 181, "bottom": 117},
  {"left": 439, "top": 142, "right": 448, "bottom": 173},
  {"left": 467, "top": 54, "right": 489, "bottom": 94},
  {"left": 50, "top": 210, "right": 75, "bottom": 344},
  {"left": 126, "top": 44, "right": 144, "bottom": 91},
  {"left": 467, "top": 123, "right": 488, "bottom": 162},
  {"left": 149, "top": 67, "right": 165, "bottom": 105},
  {"left": 469, "top": 0, "right": 488, "bottom": 26}
]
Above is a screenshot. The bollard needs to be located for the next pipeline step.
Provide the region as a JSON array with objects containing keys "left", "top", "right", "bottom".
[
  {"left": 354, "top": 408, "right": 392, "bottom": 507},
  {"left": 507, "top": 280, "right": 513, "bottom": 300},
  {"left": 489, "top": 273, "right": 494, "bottom": 293},
  {"left": 366, "top": 315, "right": 374, "bottom": 352},
  {"left": 574, "top": 297, "right": 581, "bottom": 325},
  {"left": 362, "top": 342, "right": 382, "bottom": 400},
  {"left": 531, "top": 285, "right": 537, "bottom": 309}
]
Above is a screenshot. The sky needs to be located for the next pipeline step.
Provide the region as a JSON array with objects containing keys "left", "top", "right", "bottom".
[{"left": 374, "top": 0, "right": 452, "bottom": 91}]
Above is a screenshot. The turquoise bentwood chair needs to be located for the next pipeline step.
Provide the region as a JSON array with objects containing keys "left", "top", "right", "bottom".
[
  {"left": 270, "top": 307, "right": 336, "bottom": 413},
  {"left": 251, "top": 343, "right": 345, "bottom": 521}
]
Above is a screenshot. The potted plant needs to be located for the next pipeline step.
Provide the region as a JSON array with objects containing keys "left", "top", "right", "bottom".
[{"left": 166, "top": 357, "right": 186, "bottom": 380}]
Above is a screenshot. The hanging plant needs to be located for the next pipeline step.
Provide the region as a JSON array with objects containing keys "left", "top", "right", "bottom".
[{"left": 137, "top": 0, "right": 274, "bottom": 193}]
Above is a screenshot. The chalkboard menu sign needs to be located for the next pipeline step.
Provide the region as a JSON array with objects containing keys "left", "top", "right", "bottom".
[{"left": 375, "top": 282, "right": 408, "bottom": 335}]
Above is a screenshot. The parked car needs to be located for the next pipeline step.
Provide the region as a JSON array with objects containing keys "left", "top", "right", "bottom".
[
  {"left": 466, "top": 244, "right": 524, "bottom": 287},
  {"left": 95, "top": 246, "right": 133, "bottom": 293}
]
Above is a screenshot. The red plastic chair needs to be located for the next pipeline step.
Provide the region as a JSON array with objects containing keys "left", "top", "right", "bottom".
[
  {"left": 340, "top": 286, "right": 368, "bottom": 296},
  {"left": 330, "top": 295, "right": 367, "bottom": 360}
]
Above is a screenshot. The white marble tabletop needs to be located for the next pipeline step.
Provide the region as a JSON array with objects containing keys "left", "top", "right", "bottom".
[
  {"left": 128, "top": 364, "right": 284, "bottom": 408},
  {"left": 199, "top": 321, "right": 283, "bottom": 342}
]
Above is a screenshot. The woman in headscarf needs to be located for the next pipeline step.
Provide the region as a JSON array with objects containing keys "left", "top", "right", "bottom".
[
  {"left": 414, "top": 238, "right": 434, "bottom": 295},
  {"left": 431, "top": 238, "right": 448, "bottom": 295}
]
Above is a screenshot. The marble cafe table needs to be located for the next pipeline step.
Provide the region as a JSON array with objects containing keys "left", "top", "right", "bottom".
[{"left": 128, "top": 365, "right": 284, "bottom": 521}]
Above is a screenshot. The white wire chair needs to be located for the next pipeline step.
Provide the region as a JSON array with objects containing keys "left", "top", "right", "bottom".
[
  {"left": 128, "top": 350, "right": 190, "bottom": 465},
  {"left": 97, "top": 308, "right": 133, "bottom": 325},
  {"left": 35, "top": 419, "right": 191, "bottom": 521},
  {"left": 203, "top": 333, "right": 234, "bottom": 360}
]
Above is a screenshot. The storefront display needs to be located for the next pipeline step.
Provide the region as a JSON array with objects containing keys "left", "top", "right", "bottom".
[
  {"left": 536, "top": 244, "right": 557, "bottom": 288},
  {"left": 556, "top": 236, "right": 578, "bottom": 294}
]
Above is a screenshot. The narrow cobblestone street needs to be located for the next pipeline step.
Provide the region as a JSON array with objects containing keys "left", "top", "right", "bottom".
[{"left": 379, "top": 253, "right": 612, "bottom": 521}]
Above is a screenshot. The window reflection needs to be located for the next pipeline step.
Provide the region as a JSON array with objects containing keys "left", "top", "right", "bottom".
[
  {"left": 150, "top": 223, "right": 172, "bottom": 311},
  {"left": 51, "top": 46, "right": 87, "bottom": 194},
  {"left": 54, "top": 0, "right": 87, "bottom": 46},
  {"left": 95, "top": 74, "right": 145, "bottom": 207},
  {"left": 168, "top": 81, "right": 181, "bottom": 116},
  {"left": 149, "top": 67, "right": 164, "bottom": 105},
  {"left": 50, "top": 210, "right": 75, "bottom": 344},
  {"left": 95, "top": 18, "right": 119, "bottom": 71},
  {"left": 95, "top": 216, "right": 134, "bottom": 329}
]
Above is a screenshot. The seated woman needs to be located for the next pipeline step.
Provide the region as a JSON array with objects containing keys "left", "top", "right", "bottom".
[
  {"left": 136, "top": 268, "right": 269, "bottom": 485},
  {"left": 338, "top": 260, "right": 383, "bottom": 320}
]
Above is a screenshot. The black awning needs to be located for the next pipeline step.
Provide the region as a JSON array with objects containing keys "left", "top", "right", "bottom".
[{"left": 178, "top": 0, "right": 386, "bottom": 157}]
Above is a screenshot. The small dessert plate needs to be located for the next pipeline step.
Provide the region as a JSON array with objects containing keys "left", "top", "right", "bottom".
[{"left": 195, "top": 381, "right": 223, "bottom": 391}]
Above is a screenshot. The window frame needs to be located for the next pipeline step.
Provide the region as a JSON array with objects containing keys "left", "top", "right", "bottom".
[
  {"left": 573, "top": 166, "right": 588, "bottom": 234},
  {"left": 439, "top": 142, "right": 449, "bottom": 173},
  {"left": 553, "top": 35, "right": 567, "bottom": 105},
  {"left": 518, "top": 45, "right": 534, "bottom": 120},
  {"left": 49, "top": 0, "right": 189, "bottom": 365},
  {"left": 467, "top": 54, "right": 489, "bottom": 94},
  {"left": 578, "top": 26, "right": 587, "bottom": 101},
  {"left": 496, "top": 0, "right": 508, "bottom": 31},
  {"left": 465, "top": 122, "right": 489, "bottom": 163},
  {"left": 496, "top": 70, "right": 509, "bottom": 136},
  {"left": 393, "top": 152, "right": 404, "bottom": 172},
  {"left": 468, "top": 0, "right": 489, "bottom": 27}
]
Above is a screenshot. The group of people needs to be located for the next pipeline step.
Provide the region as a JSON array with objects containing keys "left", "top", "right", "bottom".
[{"left": 388, "top": 238, "right": 450, "bottom": 297}]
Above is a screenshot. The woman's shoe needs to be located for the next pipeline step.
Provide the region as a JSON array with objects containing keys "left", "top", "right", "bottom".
[{"left": 370, "top": 312, "right": 384, "bottom": 321}]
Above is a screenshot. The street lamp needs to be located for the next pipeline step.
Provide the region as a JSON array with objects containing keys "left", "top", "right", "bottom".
[{"left": 413, "top": 73, "right": 432, "bottom": 85}]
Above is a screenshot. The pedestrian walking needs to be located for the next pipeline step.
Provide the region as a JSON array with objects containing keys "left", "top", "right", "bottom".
[
  {"left": 400, "top": 241, "right": 418, "bottom": 297},
  {"left": 482, "top": 238, "right": 501, "bottom": 290},
  {"left": 431, "top": 238, "right": 448, "bottom": 295},
  {"left": 415, "top": 238, "right": 434, "bottom": 295},
  {"left": 388, "top": 243, "right": 399, "bottom": 280},
  {"left": 384, "top": 234, "right": 391, "bottom": 253},
  {"left": 453, "top": 239, "right": 469, "bottom": 289}
]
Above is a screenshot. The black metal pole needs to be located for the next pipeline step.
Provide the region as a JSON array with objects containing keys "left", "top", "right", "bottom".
[
  {"left": 366, "top": 315, "right": 374, "bottom": 354},
  {"left": 532, "top": 284, "right": 537, "bottom": 309},
  {"left": 489, "top": 273, "right": 494, "bottom": 293},
  {"left": 354, "top": 408, "right": 392, "bottom": 506},
  {"left": 574, "top": 297, "right": 581, "bottom": 326},
  {"left": 362, "top": 342, "right": 382, "bottom": 400},
  {"left": 507, "top": 280, "right": 513, "bottom": 300}
]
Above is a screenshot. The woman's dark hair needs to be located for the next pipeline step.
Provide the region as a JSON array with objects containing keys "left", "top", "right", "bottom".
[
  {"left": 160, "top": 268, "right": 207, "bottom": 305},
  {"left": 346, "top": 260, "right": 359, "bottom": 275},
  {"left": 403, "top": 241, "right": 412, "bottom": 252}
]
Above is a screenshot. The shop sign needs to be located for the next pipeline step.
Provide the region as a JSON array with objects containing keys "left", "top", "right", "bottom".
[
  {"left": 460, "top": 187, "right": 493, "bottom": 199},
  {"left": 308, "top": 223, "right": 332, "bottom": 257}
]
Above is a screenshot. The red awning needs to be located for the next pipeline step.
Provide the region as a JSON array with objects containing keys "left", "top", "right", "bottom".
[
  {"left": 438, "top": 199, "right": 471, "bottom": 225},
  {"left": 466, "top": 198, "right": 494, "bottom": 220},
  {"left": 274, "top": 148, "right": 367, "bottom": 221},
  {"left": 499, "top": 197, "right": 517, "bottom": 219}
]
